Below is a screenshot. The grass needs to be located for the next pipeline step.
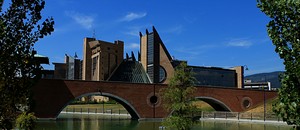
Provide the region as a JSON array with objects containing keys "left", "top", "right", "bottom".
[
  {"left": 193, "top": 100, "right": 215, "bottom": 111},
  {"left": 245, "top": 98, "right": 277, "bottom": 113},
  {"left": 192, "top": 98, "right": 277, "bottom": 113},
  {"left": 193, "top": 98, "right": 277, "bottom": 113}
]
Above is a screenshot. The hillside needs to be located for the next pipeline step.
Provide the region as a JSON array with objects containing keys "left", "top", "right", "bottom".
[{"left": 244, "top": 71, "right": 284, "bottom": 88}]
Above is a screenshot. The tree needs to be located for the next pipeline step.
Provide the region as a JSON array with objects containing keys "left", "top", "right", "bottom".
[
  {"left": 0, "top": 0, "right": 54, "bottom": 129},
  {"left": 257, "top": 0, "right": 300, "bottom": 127},
  {"left": 160, "top": 62, "right": 197, "bottom": 130},
  {"left": 15, "top": 112, "right": 37, "bottom": 130}
]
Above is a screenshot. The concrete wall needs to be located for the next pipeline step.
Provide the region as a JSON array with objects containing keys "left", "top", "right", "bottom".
[
  {"left": 140, "top": 35, "right": 148, "bottom": 78},
  {"left": 232, "top": 66, "right": 244, "bottom": 88},
  {"left": 159, "top": 44, "right": 174, "bottom": 84},
  {"left": 82, "top": 38, "right": 96, "bottom": 80},
  {"left": 83, "top": 38, "right": 124, "bottom": 81}
]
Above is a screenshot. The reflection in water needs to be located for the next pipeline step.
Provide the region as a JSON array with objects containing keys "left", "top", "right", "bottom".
[
  {"left": 35, "top": 113, "right": 292, "bottom": 130},
  {"left": 195, "top": 120, "right": 291, "bottom": 130}
]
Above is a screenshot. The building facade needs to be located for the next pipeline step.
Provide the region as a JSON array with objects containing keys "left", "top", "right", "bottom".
[
  {"left": 48, "top": 26, "right": 247, "bottom": 103},
  {"left": 82, "top": 38, "right": 124, "bottom": 81},
  {"left": 52, "top": 27, "right": 245, "bottom": 91},
  {"left": 138, "top": 27, "right": 244, "bottom": 88},
  {"left": 65, "top": 54, "right": 82, "bottom": 80},
  {"left": 108, "top": 52, "right": 150, "bottom": 83},
  {"left": 81, "top": 38, "right": 124, "bottom": 102},
  {"left": 52, "top": 62, "right": 66, "bottom": 79},
  {"left": 244, "top": 79, "right": 272, "bottom": 90},
  {"left": 191, "top": 66, "right": 244, "bottom": 88},
  {"left": 139, "top": 27, "right": 176, "bottom": 84},
  {"left": 53, "top": 54, "right": 81, "bottom": 80}
]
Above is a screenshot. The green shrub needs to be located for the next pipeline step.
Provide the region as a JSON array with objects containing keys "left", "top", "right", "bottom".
[{"left": 15, "top": 112, "right": 37, "bottom": 130}]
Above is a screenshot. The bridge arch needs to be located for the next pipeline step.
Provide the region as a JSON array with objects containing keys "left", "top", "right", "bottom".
[
  {"left": 33, "top": 79, "right": 278, "bottom": 119},
  {"left": 195, "top": 96, "right": 232, "bottom": 111},
  {"left": 59, "top": 92, "right": 140, "bottom": 119}
]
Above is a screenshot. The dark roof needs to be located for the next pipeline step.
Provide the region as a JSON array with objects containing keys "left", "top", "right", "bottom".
[
  {"left": 34, "top": 54, "right": 49, "bottom": 64},
  {"left": 189, "top": 65, "right": 235, "bottom": 72},
  {"left": 108, "top": 60, "right": 150, "bottom": 83}
]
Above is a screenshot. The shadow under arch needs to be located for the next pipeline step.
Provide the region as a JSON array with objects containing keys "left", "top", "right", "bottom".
[
  {"left": 59, "top": 92, "right": 140, "bottom": 120},
  {"left": 195, "top": 96, "right": 232, "bottom": 111}
]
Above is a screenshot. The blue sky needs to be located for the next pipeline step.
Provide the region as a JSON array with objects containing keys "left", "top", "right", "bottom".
[{"left": 4, "top": 0, "right": 285, "bottom": 75}]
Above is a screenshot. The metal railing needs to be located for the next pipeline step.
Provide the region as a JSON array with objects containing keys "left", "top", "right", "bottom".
[
  {"left": 62, "top": 107, "right": 130, "bottom": 117},
  {"left": 201, "top": 111, "right": 283, "bottom": 122}
]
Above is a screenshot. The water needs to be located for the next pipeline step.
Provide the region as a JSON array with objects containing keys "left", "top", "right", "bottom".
[{"left": 35, "top": 113, "right": 292, "bottom": 130}]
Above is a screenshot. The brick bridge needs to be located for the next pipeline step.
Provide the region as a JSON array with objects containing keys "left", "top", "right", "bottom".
[{"left": 33, "top": 79, "right": 277, "bottom": 120}]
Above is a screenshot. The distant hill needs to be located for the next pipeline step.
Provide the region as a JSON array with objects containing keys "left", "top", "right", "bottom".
[{"left": 244, "top": 71, "right": 284, "bottom": 88}]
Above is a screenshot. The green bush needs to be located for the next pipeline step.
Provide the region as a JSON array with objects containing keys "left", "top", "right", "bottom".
[
  {"left": 70, "top": 100, "right": 98, "bottom": 105},
  {"left": 15, "top": 112, "right": 37, "bottom": 130},
  {"left": 105, "top": 99, "right": 118, "bottom": 104}
]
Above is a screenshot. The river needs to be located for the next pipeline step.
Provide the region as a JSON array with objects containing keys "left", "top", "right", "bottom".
[{"left": 34, "top": 113, "right": 292, "bottom": 130}]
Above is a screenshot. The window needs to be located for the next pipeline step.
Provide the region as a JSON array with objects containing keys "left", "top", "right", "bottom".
[
  {"left": 147, "top": 33, "right": 154, "bottom": 64},
  {"left": 92, "top": 56, "right": 98, "bottom": 76},
  {"left": 159, "top": 66, "right": 166, "bottom": 82},
  {"left": 147, "top": 65, "right": 154, "bottom": 82}
]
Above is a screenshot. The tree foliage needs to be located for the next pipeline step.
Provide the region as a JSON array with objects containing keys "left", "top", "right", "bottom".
[
  {"left": 160, "top": 62, "right": 197, "bottom": 130},
  {"left": 0, "top": 0, "right": 54, "bottom": 129},
  {"left": 257, "top": 0, "right": 300, "bottom": 126},
  {"left": 15, "top": 112, "right": 37, "bottom": 130}
]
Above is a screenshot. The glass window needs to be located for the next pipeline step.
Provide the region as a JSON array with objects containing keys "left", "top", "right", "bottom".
[
  {"left": 147, "top": 34, "right": 154, "bottom": 64},
  {"left": 147, "top": 65, "right": 154, "bottom": 82},
  {"left": 159, "top": 66, "right": 166, "bottom": 82},
  {"left": 67, "top": 56, "right": 74, "bottom": 80},
  {"left": 92, "top": 56, "right": 97, "bottom": 76}
]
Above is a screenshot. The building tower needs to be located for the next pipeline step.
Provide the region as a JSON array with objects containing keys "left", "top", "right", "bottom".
[
  {"left": 82, "top": 38, "right": 124, "bottom": 81},
  {"left": 139, "top": 26, "right": 175, "bottom": 84}
]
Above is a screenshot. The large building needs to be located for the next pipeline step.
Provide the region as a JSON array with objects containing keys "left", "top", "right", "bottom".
[
  {"left": 138, "top": 26, "right": 244, "bottom": 88},
  {"left": 108, "top": 52, "right": 150, "bottom": 83},
  {"left": 52, "top": 26, "right": 245, "bottom": 90},
  {"left": 139, "top": 27, "right": 176, "bottom": 84},
  {"left": 82, "top": 38, "right": 124, "bottom": 81},
  {"left": 52, "top": 54, "right": 81, "bottom": 80},
  {"left": 191, "top": 66, "right": 244, "bottom": 88}
]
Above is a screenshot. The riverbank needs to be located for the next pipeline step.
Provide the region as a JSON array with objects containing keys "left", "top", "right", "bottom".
[
  {"left": 200, "top": 118, "right": 287, "bottom": 125},
  {"left": 36, "top": 113, "right": 294, "bottom": 130},
  {"left": 60, "top": 111, "right": 131, "bottom": 117},
  {"left": 59, "top": 110, "right": 289, "bottom": 126}
]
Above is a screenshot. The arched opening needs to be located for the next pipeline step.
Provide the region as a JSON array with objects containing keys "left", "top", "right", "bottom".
[
  {"left": 57, "top": 92, "right": 140, "bottom": 119},
  {"left": 194, "top": 97, "right": 231, "bottom": 111}
]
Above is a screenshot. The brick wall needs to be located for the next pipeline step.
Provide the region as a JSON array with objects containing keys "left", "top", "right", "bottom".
[{"left": 33, "top": 79, "right": 278, "bottom": 119}]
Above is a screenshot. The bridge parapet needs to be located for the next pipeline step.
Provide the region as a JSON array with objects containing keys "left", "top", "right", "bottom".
[{"left": 33, "top": 79, "right": 278, "bottom": 119}]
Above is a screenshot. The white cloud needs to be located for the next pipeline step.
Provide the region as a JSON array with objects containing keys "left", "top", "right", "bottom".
[
  {"left": 125, "top": 28, "right": 140, "bottom": 36},
  {"left": 65, "top": 11, "right": 94, "bottom": 29},
  {"left": 120, "top": 12, "right": 147, "bottom": 22},
  {"left": 227, "top": 38, "right": 253, "bottom": 47},
  {"left": 126, "top": 43, "right": 140, "bottom": 50},
  {"left": 123, "top": 25, "right": 150, "bottom": 37}
]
